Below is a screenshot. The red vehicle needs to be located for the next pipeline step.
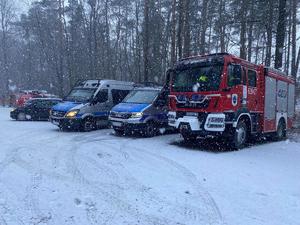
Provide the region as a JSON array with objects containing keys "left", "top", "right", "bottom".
[
  {"left": 16, "top": 90, "right": 45, "bottom": 107},
  {"left": 167, "top": 53, "right": 296, "bottom": 149}
]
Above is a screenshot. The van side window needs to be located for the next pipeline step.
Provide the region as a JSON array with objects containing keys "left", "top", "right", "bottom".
[
  {"left": 35, "top": 101, "right": 50, "bottom": 108},
  {"left": 248, "top": 70, "right": 257, "bottom": 87},
  {"left": 95, "top": 89, "right": 108, "bottom": 103},
  {"left": 44, "top": 101, "right": 56, "bottom": 108},
  {"left": 34, "top": 101, "right": 44, "bottom": 108},
  {"left": 112, "top": 89, "right": 130, "bottom": 104},
  {"left": 228, "top": 64, "right": 242, "bottom": 87}
]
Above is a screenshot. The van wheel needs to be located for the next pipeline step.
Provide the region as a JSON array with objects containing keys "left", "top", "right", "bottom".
[
  {"left": 114, "top": 129, "right": 124, "bottom": 136},
  {"left": 232, "top": 120, "right": 248, "bottom": 149},
  {"left": 274, "top": 119, "right": 287, "bottom": 141},
  {"left": 144, "top": 122, "right": 156, "bottom": 138},
  {"left": 82, "top": 118, "right": 96, "bottom": 132},
  {"left": 17, "top": 112, "right": 26, "bottom": 121}
]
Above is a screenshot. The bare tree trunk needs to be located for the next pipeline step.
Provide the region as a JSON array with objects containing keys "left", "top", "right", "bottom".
[
  {"left": 183, "top": 0, "right": 190, "bottom": 57},
  {"left": 143, "top": 0, "right": 150, "bottom": 82},
  {"left": 105, "top": 0, "right": 111, "bottom": 79},
  {"left": 58, "top": 0, "right": 65, "bottom": 97},
  {"left": 219, "top": 0, "right": 226, "bottom": 53},
  {"left": 275, "top": 0, "right": 287, "bottom": 69},
  {"left": 239, "top": 0, "right": 248, "bottom": 60},
  {"left": 285, "top": 1, "right": 292, "bottom": 74},
  {"left": 135, "top": 0, "right": 142, "bottom": 82},
  {"left": 291, "top": 0, "right": 297, "bottom": 78},
  {"left": 265, "top": 0, "right": 274, "bottom": 66},
  {"left": 0, "top": 0, "right": 13, "bottom": 95},
  {"left": 177, "top": 0, "right": 184, "bottom": 58},
  {"left": 247, "top": 1, "right": 254, "bottom": 62},
  {"left": 295, "top": 46, "right": 300, "bottom": 76},
  {"left": 199, "top": 0, "right": 208, "bottom": 54},
  {"left": 170, "top": 0, "right": 177, "bottom": 64}
]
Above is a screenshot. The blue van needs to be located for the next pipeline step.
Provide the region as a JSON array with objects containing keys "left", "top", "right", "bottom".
[
  {"left": 109, "top": 87, "right": 169, "bottom": 137},
  {"left": 50, "top": 80, "right": 134, "bottom": 131}
]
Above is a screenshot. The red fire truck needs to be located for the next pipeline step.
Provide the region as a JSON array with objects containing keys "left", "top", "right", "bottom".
[{"left": 167, "top": 53, "right": 295, "bottom": 149}]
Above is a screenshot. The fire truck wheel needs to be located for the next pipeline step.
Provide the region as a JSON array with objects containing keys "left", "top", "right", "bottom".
[
  {"left": 275, "top": 119, "right": 287, "bottom": 141},
  {"left": 233, "top": 120, "right": 248, "bottom": 149},
  {"left": 182, "top": 132, "right": 197, "bottom": 142}
]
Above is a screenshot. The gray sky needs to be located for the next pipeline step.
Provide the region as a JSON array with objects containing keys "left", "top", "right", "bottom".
[{"left": 15, "top": 0, "right": 33, "bottom": 14}]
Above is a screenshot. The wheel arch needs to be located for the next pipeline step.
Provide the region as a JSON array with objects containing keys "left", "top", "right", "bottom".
[
  {"left": 81, "top": 113, "right": 95, "bottom": 120},
  {"left": 276, "top": 113, "right": 287, "bottom": 130},
  {"left": 234, "top": 113, "right": 252, "bottom": 133}
]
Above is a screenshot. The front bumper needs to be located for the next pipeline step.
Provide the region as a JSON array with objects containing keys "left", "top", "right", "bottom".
[
  {"left": 10, "top": 111, "right": 18, "bottom": 120},
  {"left": 109, "top": 116, "right": 146, "bottom": 131},
  {"left": 50, "top": 116, "right": 82, "bottom": 129},
  {"left": 168, "top": 112, "right": 227, "bottom": 135}
]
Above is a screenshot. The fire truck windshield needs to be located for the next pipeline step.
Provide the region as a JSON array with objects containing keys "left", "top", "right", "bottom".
[{"left": 172, "top": 65, "right": 223, "bottom": 92}]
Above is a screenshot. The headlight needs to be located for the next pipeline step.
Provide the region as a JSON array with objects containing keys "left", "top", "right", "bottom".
[
  {"left": 11, "top": 108, "right": 16, "bottom": 112},
  {"left": 65, "top": 110, "right": 79, "bottom": 118},
  {"left": 131, "top": 112, "right": 143, "bottom": 118}
]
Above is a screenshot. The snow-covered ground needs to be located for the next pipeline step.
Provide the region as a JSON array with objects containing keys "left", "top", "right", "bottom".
[{"left": 0, "top": 107, "right": 300, "bottom": 225}]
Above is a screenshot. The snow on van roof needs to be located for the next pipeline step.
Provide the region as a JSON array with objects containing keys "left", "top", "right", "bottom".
[
  {"left": 75, "top": 80, "right": 134, "bottom": 88},
  {"left": 27, "top": 98, "right": 62, "bottom": 101},
  {"left": 100, "top": 80, "right": 135, "bottom": 85},
  {"left": 134, "top": 86, "right": 162, "bottom": 91}
]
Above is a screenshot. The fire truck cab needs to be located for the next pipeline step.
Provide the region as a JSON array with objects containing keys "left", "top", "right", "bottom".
[{"left": 167, "top": 53, "right": 295, "bottom": 149}]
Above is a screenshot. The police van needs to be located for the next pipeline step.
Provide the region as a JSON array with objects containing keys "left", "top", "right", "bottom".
[
  {"left": 50, "top": 80, "right": 134, "bottom": 131},
  {"left": 109, "top": 86, "right": 169, "bottom": 137}
]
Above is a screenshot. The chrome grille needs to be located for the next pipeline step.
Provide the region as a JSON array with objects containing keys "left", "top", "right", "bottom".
[
  {"left": 110, "top": 111, "right": 131, "bottom": 119},
  {"left": 51, "top": 110, "right": 66, "bottom": 118}
]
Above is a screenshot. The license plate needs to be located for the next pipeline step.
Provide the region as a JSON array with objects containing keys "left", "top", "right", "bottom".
[{"left": 112, "top": 121, "right": 122, "bottom": 127}]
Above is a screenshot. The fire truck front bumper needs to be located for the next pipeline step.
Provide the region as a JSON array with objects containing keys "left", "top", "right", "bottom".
[{"left": 168, "top": 112, "right": 226, "bottom": 134}]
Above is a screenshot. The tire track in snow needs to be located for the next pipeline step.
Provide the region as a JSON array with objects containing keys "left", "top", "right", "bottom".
[
  {"left": 128, "top": 142, "right": 224, "bottom": 225},
  {"left": 68, "top": 133, "right": 183, "bottom": 225},
  {"left": 72, "top": 134, "right": 199, "bottom": 224},
  {"left": 26, "top": 172, "right": 53, "bottom": 225},
  {"left": 92, "top": 136, "right": 224, "bottom": 225},
  {"left": 0, "top": 184, "right": 26, "bottom": 225},
  {"left": 75, "top": 133, "right": 212, "bottom": 224}
]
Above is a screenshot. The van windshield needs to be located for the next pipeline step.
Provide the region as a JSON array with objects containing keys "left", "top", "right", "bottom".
[
  {"left": 172, "top": 65, "right": 223, "bottom": 92},
  {"left": 123, "top": 90, "right": 160, "bottom": 104},
  {"left": 65, "top": 88, "right": 96, "bottom": 102}
]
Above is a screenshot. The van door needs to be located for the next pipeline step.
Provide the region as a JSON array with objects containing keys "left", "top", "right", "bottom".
[
  {"left": 153, "top": 90, "right": 169, "bottom": 125},
  {"left": 92, "top": 89, "right": 110, "bottom": 122}
]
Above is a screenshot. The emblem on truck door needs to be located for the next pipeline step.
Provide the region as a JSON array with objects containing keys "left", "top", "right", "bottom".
[{"left": 232, "top": 94, "right": 238, "bottom": 106}]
